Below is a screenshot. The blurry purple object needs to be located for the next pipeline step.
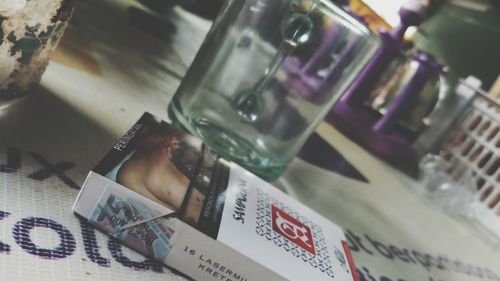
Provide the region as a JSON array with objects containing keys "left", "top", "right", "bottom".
[
  {"left": 373, "top": 52, "right": 444, "bottom": 133},
  {"left": 340, "top": 0, "right": 426, "bottom": 107},
  {"left": 284, "top": 26, "right": 365, "bottom": 101},
  {"left": 325, "top": 1, "right": 448, "bottom": 176}
]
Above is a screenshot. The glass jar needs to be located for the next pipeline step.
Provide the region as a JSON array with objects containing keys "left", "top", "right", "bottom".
[{"left": 168, "top": 0, "right": 380, "bottom": 180}]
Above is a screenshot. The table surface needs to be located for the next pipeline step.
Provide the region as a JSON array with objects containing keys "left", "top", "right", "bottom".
[{"left": 1, "top": 1, "right": 499, "bottom": 281}]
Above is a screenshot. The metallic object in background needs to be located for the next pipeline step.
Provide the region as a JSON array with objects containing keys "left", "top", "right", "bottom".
[
  {"left": 370, "top": 51, "right": 447, "bottom": 137},
  {"left": 327, "top": 49, "right": 447, "bottom": 177},
  {"left": 325, "top": 1, "right": 442, "bottom": 176},
  {"left": 339, "top": 0, "right": 427, "bottom": 108}
]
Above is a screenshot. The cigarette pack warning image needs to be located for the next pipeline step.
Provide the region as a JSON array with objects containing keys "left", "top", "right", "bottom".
[{"left": 73, "top": 112, "right": 358, "bottom": 281}]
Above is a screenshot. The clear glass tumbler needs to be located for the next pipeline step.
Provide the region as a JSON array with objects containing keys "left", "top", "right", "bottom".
[{"left": 168, "top": 0, "right": 380, "bottom": 181}]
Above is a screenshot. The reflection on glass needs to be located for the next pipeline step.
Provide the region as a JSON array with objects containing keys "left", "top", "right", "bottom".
[{"left": 169, "top": 0, "right": 381, "bottom": 180}]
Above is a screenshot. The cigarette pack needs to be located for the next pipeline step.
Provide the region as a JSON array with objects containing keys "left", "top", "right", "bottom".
[{"left": 73, "top": 113, "right": 359, "bottom": 281}]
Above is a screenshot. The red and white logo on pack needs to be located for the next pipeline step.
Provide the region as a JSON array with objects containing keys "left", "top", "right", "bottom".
[{"left": 271, "top": 205, "right": 316, "bottom": 255}]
